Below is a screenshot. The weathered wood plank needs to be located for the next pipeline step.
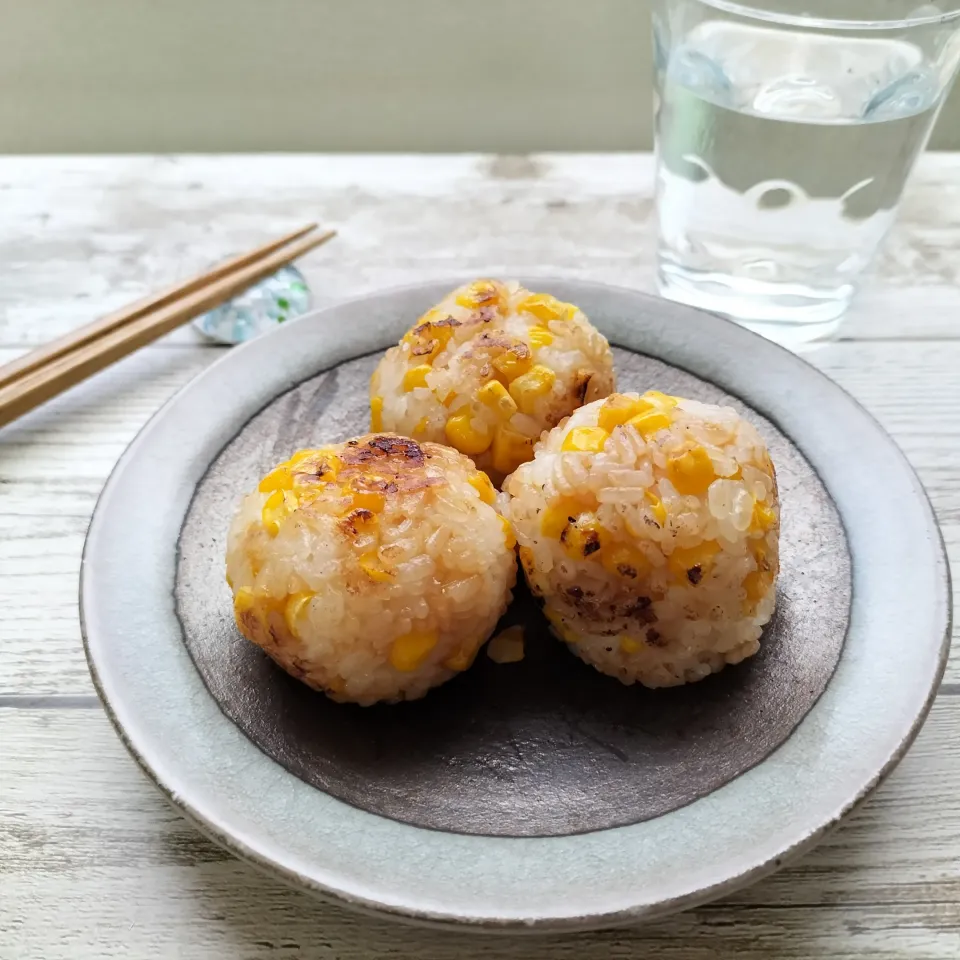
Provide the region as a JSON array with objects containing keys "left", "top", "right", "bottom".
[{"left": 0, "top": 154, "right": 958, "bottom": 350}]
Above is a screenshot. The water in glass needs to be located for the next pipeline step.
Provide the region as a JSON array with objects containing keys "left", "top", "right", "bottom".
[{"left": 653, "top": 2, "right": 960, "bottom": 344}]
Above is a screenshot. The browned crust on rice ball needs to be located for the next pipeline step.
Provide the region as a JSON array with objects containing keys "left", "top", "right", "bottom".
[{"left": 226, "top": 434, "right": 517, "bottom": 704}]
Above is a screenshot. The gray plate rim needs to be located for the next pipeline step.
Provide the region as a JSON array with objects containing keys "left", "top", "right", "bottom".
[{"left": 81, "top": 277, "right": 951, "bottom": 931}]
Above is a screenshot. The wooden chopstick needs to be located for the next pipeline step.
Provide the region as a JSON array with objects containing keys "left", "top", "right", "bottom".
[
  {"left": 0, "top": 224, "right": 320, "bottom": 393},
  {"left": 0, "top": 226, "right": 335, "bottom": 428}
]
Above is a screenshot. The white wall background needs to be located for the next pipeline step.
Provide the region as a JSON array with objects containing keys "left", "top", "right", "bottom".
[{"left": 0, "top": 0, "right": 957, "bottom": 153}]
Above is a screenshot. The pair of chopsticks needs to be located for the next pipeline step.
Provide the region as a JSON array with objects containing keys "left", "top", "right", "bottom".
[{"left": 0, "top": 224, "right": 335, "bottom": 429}]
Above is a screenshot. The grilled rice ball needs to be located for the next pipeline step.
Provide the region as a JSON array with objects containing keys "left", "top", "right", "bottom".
[
  {"left": 226, "top": 435, "right": 517, "bottom": 705},
  {"left": 503, "top": 392, "right": 780, "bottom": 688},
  {"left": 370, "top": 279, "right": 615, "bottom": 487}
]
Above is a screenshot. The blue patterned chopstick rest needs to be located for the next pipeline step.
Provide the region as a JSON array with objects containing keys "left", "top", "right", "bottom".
[{"left": 193, "top": 265, "right": 311, "bottom": 345}]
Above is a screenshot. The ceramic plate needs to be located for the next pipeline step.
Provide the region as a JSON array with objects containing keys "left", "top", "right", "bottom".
[{"left": 81, "top": 279, "right": 950, "bottom": 931}]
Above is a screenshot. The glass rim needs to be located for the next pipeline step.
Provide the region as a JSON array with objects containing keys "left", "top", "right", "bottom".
[{"left": 700, "top": 1, "right": 960, "bottom": 30}]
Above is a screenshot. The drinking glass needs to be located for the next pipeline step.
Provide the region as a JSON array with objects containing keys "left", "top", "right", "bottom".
[{"left": 652, "top": 1, "right": 960, "bottom": 344}]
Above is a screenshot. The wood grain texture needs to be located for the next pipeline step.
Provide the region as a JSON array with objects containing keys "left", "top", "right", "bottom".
[
  {"left": 1, "top": 155, "right": 958, "bottom": 959},
  {"left": 0, "top": 155, "right": 959, "bottom": 348}
]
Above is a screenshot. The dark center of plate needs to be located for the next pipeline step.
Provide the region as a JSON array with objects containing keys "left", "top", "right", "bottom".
[{"left": 175, "top": 347, "right": 851, "bottom": 838}]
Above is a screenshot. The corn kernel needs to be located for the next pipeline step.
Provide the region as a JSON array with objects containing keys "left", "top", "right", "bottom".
[
  {"left": 561, "top": 426, "right": 609, "bottom": 454},
  {"left": 234, "top": 586, "right": 256, "bottom": 614},
  {"left": 284, "top": 592, "right": 314, "bottom": 635},
  {"left": 487, "top": 625, "right": 525, "bottom": 664},
  {"left": 432, "top": 322, "right": 458, "bottom": 348},
  {"left": 313, "top": 452, "right": 341, "bottom": 482},
  {"left": 668, "top": 540, "right": 721, "bottom": 582},
  {"left": 443, "top": 638, "right": 481, "bottom": 672},
  {"left": 620, "top": 635, "right": 641, "bottom": 655},
  {"left": 516, "top": 293, "right": 571, "bottom": 324},
  {"left": 667, "top": 446, "right": 716, "bottom": 496},
  {"left": 492, "top": 347, "right": 533, "bottom": 382},
  {"left": 468, "top": 471, "right": 497, "bottom": 505},
  {"left": 370, "top": 395, "right": 384, "bottom": 432},
  {"left": 541, "top": 499, "right": 580, "bottom": 539},
  {"left": 414, "top": 416, "right": 428, "bottom": 435},
  {"left": 561, "top": 517, "right": 605, "bottom": 560},
  {"left": 412, "top": 307, "right": 441, "bottom": 328},
  {"left": 491, "top": 425, "right": 534, "bottom": 476},
  {"left": 477, "top": 379, "right": 518, "bottom": 420},
  {"left": 359, "top": 552, "right": 394, "bottom": 583},
  {"left": 455, "top": 279, "right": 502, "bottom": 310},
  {"left": 743, "top": 570, "right": 771, "bottom": 602},
  {"left": 628, "top": 410, "right": 672, "bottom": 439},
  {"left": 445, "top": 410, "right": 493, "bottom": 456},
  {"left": 500, "top": 514, "right": 517, "bottom": 550},
  {"left": 527, "top": 326, "right": 554, "bottom": 349},
  {"left": 412, "top": 338, "right": 445, "bottom": 365},
  {"left": 545, "top": 608, "right": 579, "bottom": 643},
  {"left": 742, "top": 570, "right": 774, "bottom": 612},
  {"left": 751, "top": 499, "right": 777, "bottom": 533},
  {"left": 258, "top": 466, "right": 293, "bottom": 493},
  {"left": 598, "top": 395, "right": 654, "bottom": 432},
  {"left": 346, "top": 507, "right": 379, "bottom": 531},
  {"left": 390, "top": 629, "right": 439, "bottom": 672},
  {"left": 518, "top": 550, "right": 537, "bottom": 589},
  {"left": 443, "top": 652, "right": 470, "bottom": 672},
  {"left": 601, "top": 544, "right": 650, "bottom": 579},
  {"left": 288, "top": 448, "right": 320, "bottom": 467},
  {"left": 402, "top": 364, "right": 432, "bottom": 391},
  {"left": 404, "top": 318, "right": 458, "bottom": 361},
  {"left": 441, "top": 390, "right": 457, "bottom": 407},
  {"left": 645, "top": 491, "right": 667, "bottom": 527},
  {"left": 351, "top": 489, "right": 386, "bottom": 512},
  {"left": 509, "top": 364, "right": 557, "bottom": 415},
  {"left": 289, "top": 448, "right": 340, "bottom": 483},
  {"left": 643, "top": 390, "right": 679, "bottom": 410},
  {"left": 261, "top": 489, "right": 286, "bottom": 537},
  {"left": 750, "top": 535, "right": 769, "bottom": 567}
]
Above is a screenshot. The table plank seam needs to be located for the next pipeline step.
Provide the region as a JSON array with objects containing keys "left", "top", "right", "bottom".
[{"left": 0, "top": 694, "right": 100, "bottom": 709}]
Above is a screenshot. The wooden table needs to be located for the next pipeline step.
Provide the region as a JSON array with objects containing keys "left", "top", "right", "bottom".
[{"left": 2, "top": 155, "right": 958, "bottom": 959}]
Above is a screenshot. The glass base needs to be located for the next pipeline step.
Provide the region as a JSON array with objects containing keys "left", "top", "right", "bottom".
[{"left": 657, "top": 263, "right": 847, "bottom": 347}]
